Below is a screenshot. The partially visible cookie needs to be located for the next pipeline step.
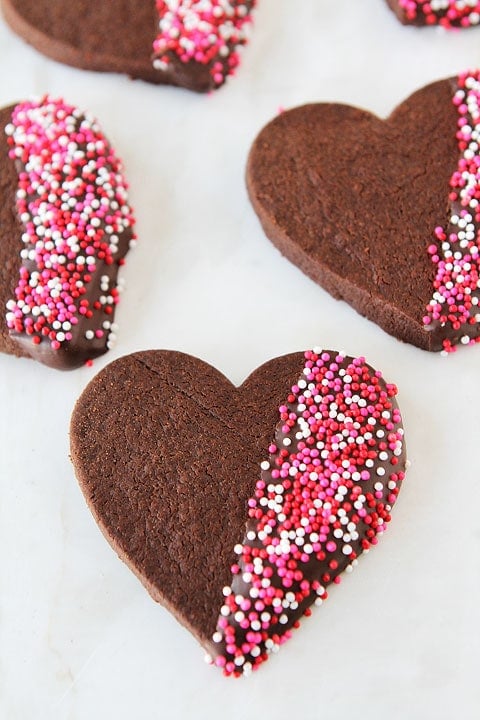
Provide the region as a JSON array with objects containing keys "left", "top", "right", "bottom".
[
  {"left": 386, "top": 0, "right": 480, "bottom": 27},
  {"left": 1, "top": 0, "right": 256, "bottom": 92},
  {"left": 247, "top": 70, "right": 480, "bottom": 354},
  {"left": 70, "top": 348, "right": 406, "bottom": 676},
  {"left": 0, "top": 96, "right": 135, "bottom": 370}
]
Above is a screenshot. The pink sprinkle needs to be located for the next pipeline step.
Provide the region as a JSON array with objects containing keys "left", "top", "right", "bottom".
[
  {"left": 212, "top": 349, "right": 405, "bottom": 676},
  {"left": 153, "top": 1, "right": 255, "bottom": 88},
  {"left": 424, "top": 71, "right": 480, "bottom": 351},
  {"left": 4, "top": 96, "right": 135, "bottom": 355}
]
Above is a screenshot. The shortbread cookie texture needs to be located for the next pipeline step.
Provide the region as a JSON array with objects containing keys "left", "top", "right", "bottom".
[
  {"left": 70, "top": 349, "right": 406, "bottom": 676},
  {"left": 247, "top": 71, "right": 480, "bottom": 354},
  {"left": 387, "top": 0, "right": 480, "bottom": 27},
  {"left": 0, "top": 96, "right": 135, "bottom": 370},
  {"left": 1, "top": 0, "right": 256, "bottom": 92}
]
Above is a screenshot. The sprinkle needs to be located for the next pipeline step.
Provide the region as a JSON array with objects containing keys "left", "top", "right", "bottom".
[
  {"left": 4, "top": 96, "right": 135, "bottom": 358},
  {"left": 212, "top": 349, "right": 405, "bottom": 676},
  {"left": 153, "top": 1, "right": 255, "bottom": 87},
  {"left": 424, "top": 71, "right": 480, "bottom": 351},
  {"left": 398, "top": 0, "right": 480, "bottom": 27}
]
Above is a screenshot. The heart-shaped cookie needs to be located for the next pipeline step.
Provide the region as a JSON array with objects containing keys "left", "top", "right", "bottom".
[
  {"left": 1, "top": 0, "right": 256, "bottom": 92},
  {"left": 386, "top": 0, "right": 480, "bottom": 26},
  {"left": 247, "top": 71, "right": 480, "bottom": 354},
  {"left": 0, "top": 96, "right": 135, "bottom": 370},
  {"left": 70, "top": 349, "right": 406, "bottom": 676}
]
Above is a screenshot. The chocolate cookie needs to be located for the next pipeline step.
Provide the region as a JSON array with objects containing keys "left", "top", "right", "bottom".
[
  {"left": 0, "top": 96, "right": 135, "bottom": 370},
  {"left": 386, "top": 0, "right": 480, "bottom": 27},
  {"left": 247, "top": 71, "right": 480, "bottom": 354},
  {"left": 70, "top": 348, "right": 406, "bottom": 676},
  {"left": 1, "top": 0, "right": 256, "bottom": 92}
]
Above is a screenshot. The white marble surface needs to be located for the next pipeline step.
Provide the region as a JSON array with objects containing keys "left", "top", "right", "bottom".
[{"left": 1, "top": 1, "right": 479, "bottom": 718}]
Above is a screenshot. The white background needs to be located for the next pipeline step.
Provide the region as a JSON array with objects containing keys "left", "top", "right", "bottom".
[{"left": 0, "top": 1, "right": 479, "bottom": 718}]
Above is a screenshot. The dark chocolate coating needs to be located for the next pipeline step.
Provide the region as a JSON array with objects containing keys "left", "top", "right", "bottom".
[
  {"left": 1, "top": 0, "right": 254, "bottom": 92},
  {"left": 247, "top": 78, "right": 459, "bottom": 351},
  {"left": 385, "top": 0, "right": 477, "bottom": 25},
  {"left": 0, "top": 102, "right": 133, "bottom": 370}
]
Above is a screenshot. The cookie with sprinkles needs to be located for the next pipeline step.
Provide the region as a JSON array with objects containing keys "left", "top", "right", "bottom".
[
  {"left": 386, "top": 0, "right": 480, "bottom": 26},
  {"left": 0, "top": 96, "right": 135, "bottom": 370},
  {"left": 248, "top": 71, "right": 480, "bottom": 354},
  {"left": 70, "top": 349, "right": 406, "bottom": 676},
  {"left": 1, "top": 0, "right": 256, "bottom": 92}
]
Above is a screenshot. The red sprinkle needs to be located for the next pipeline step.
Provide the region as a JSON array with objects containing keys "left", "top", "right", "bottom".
[
  {"left": 153, "top": 1, "right": 255, "bottom": 87},
  {"left": 4, "top": 96, "right": 136, "bottom": 354},
  {"left": 424, "top": 71, "right": 480, "bottom": 352},
  {"left": 210, "top": 349, "right": 406, "bottom": 677},
  {"left": 398, "top": 0, "right": 480, "bottom": 27}
]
